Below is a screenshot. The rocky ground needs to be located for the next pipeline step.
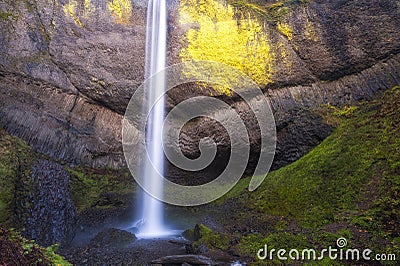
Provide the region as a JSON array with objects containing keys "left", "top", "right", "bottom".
[
  {"left": 60, "top": 235, "right": 194, "bottom": 266},
  {"left": 58, "top": 220, "right": 242, "bottom": 265}
]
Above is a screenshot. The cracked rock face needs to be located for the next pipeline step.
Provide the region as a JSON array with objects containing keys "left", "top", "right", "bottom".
[{"left": 0, "top": 0, "right": 400, "bottom": 180}]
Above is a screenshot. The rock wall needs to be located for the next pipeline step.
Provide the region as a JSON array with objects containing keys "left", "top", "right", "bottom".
[
  {"left": 171, "top": 54, "right": 400, "bottom": 182},
  {"left": 1, "top": 53, "right": 399, "bottom": 177},
  {"left": 275, "top": 0, "right": 400, "bottom": 83},
  {"left": 0, "top": 72, "right": 125, "bottom": 168},
  {"left": 0, "top": 0, "right": 400, "bottom": 177},
  {"left": 14, "top": 159, "right": 76, "bottom": 247}
]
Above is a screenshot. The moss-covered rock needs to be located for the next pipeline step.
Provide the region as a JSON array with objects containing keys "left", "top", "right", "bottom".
[
  {"left": 0, "top": 127, "right": 35, "bottom": 227},
  {"left": 0, "top": 127, "right": 77, "bottom": 247},
  {"left": 67, "top": 166, "right": 136, "bottom": 229},
  {"left": 184, "top": 224, "right": 230, "bottom": 253}
]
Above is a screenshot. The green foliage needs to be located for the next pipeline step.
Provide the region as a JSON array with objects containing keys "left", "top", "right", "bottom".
[
  {"left": 42, "top": 244, "right": 71, "bottom": 266},
  {"left": 3, "top": 228, "right": 71, "bottom": 265}
]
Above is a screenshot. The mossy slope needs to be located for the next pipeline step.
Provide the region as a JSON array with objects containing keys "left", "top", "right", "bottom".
[
  {"left": 207, "top": 86, "right": 400, "bottom": 264},
  {"left": 0, "top": 227, "right": 70, "bottom": 266},
  {"left": 67, "top": 166, "right": 136, "bottom": 228}
]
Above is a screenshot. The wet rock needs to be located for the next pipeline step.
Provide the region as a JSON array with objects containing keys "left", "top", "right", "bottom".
[
  {"left": 152, "top": 255, "right": 214, "bottom": 266},
  {"left": 89, "top": 228, "right": 136, "bottom": 248},
  {"left": 169, "top": 238, "right": 192, "bottom": 246},
  {"left": 14, "top": 159, "right": 76, "bottom": 247},
  {"left": 60, "top": 237, "right": 188, "bottom": 265},
  {"left": 182, "top": 224, "right": 202, "bottom": 242}
]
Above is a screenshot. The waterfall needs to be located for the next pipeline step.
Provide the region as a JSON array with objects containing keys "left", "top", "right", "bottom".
[{"left": 137, "top": 0, "right": 168, "bottom": 238}]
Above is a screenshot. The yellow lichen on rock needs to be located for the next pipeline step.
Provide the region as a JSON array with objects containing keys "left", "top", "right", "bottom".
[
  {"left": 179, "top": 0, "right": 274, "bottom": 95},
  {"left": 63, "top": 0, "right": 83, "bottom": 27},
  {"left": 63, "top": 0, "right": 95, "bottom": 26},
  {"left": 304, "top": 19, "right": 318, "bottom": 42},
  {"left": 107, "top": 0, "right": 132, "bottom": 25},
  {"left": 277, "top": 22, "right": 293, "bottom": 41},
  {"left": 84, "top": 0, "right": 95, "bottom": 17},
  {"left": 278, "top": 41, "right": 292, "bottom": 68},
  {"left": 62, "top": 0, "right": 133, "bottom": 26}
]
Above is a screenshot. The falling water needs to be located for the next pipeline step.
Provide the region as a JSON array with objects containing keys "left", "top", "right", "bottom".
[{"left": 137, "top": 0, "right": 168, "bottom": 238}]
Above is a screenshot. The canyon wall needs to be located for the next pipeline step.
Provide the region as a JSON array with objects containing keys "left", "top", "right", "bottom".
[{"left": 0, "top": 0, "right": 400, "bottom": 177}]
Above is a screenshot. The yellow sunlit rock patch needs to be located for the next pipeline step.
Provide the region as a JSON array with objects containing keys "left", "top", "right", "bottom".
[
  {"left": 107, "top": 0, "right": 132, "bottom": 25},
  {"left": 304, "top": 19, "right": 318, "bottom": 42},
  {"left": 63, "top": 0, "right": 83, "bottom": 27},
  {"left": 63, "top": 0, "right": 95, "bottom": 27},
  {"left": 277, "top": 22, "right": 293, "bottom": 41},
  {"left": 179, "top": 0, "right": 274, "bottom": 95}
]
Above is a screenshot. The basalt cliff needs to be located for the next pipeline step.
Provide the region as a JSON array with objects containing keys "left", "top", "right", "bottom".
[{"left": 1, "top": 0, "right": 400, "bottom": 180}]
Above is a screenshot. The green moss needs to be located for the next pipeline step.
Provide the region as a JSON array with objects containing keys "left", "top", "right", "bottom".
[
  {"left": 0, "top": 128, "right": 36, "bottom": 227},
  {"left": 321, "top": 104, "right": 359, "bottom": 118},
  {"left": 235, "top": 232, "right": 311, "bottom": 264},
  {"left": 219, "top": 86, "right": 400, "bottom": 262},
  {"left": 304, "top": 18, "right": 318, "bottom": 41},
  {"left": 62, "top": 0, "right": 83, "bottom": 27},
  {"left": 67, "top": 166, "right": 135, "bottom": 215},
  {"left": 193, "top": 224, "right": 230, "bottom": 251},
  {"left": 0, "top": 11, "right": 13, "bottom": 20},
  {"left": 277, "top": 21, "right": 293, "bottom": 40},
  {"left": 182, "top": 227, "right": 196, "bottom": 241},
  {"left": 246, "top": 98, "right": 392, "bottom": 228},
  {"left": 107, "top": 0, "right": 132, "bottom": 24}
]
